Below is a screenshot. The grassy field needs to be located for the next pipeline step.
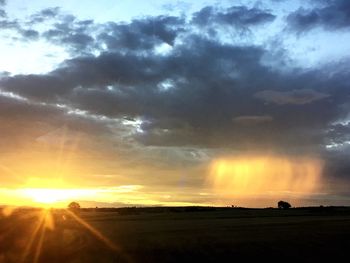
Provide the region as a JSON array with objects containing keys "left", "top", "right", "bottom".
[{"left": 1, "top": 206, "right": 350, "bottom": 262}]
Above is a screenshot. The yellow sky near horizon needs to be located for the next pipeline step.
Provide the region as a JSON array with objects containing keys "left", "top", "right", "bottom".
[{"left": 0, "top": 151, "right": 329, "bottom": 208}]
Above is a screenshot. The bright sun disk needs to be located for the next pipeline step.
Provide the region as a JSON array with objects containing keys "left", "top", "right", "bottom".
[{"left": 21, "top": 188, "right": 97, "bottom": 205}]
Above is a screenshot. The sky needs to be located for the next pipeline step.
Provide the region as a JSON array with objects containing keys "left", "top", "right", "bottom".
[{"left": 1, "top": 0, "right": 350, "bottom": 208}]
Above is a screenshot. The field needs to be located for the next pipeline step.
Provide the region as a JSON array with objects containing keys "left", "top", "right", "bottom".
[{"left": 1, "top": 206, "right": 350, "bottom": 262}]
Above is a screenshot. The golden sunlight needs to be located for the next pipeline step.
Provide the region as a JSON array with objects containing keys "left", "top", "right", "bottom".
[
  {"left": 15, "top": 177, "right": 97, "bottom": 206},
  {"left": 209, "top": 155, "right": 324, "bottom": 198},
  {"left": 1, "top": 176, "right": 146, "bottom": 207},
  {"left": 20, "top": 188, "right": 97, "bottom": 205}
]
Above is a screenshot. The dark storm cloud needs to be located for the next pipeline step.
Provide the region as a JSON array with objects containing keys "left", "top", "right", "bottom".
[
  {"left": 1, "top": 74, "right": 70, "bottom": 99},
  {"left": 325, "top": 123, "right": 350, "bottom": 148},
  {"left": 232, "top": 115, "right": 273, "bottom": 125},
  {"left": 98, "top": 15, "right": 184, "bottom": 51},
  {"left": 3, "top": 33, "right": 348, "bottom": 153},
  {"left": 324, "top": 149, "right": 350, "bottom": 182},
  {"left": 254, "top": 89, "right": 330, "bottom": 105},
  {"left": 288, "top": 0, "right": 350, "bottom": 31},
  {"left": 0, "top": 50, "right": 158, "bottom": 100},
  {"left": 1, "top": 3, "right": 350, "bottom": 156},
  {"left": 0, "top": 96, "right": 62, "bottom": 150},
  {"left": 192, "top": 6, "right": 275, "bottom": 28},
  {"left": 0, "top": 93, "right": 115, "bottom": 155}
]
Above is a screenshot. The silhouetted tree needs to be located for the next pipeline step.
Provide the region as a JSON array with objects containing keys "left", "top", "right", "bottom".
[
  {"left": 68, "top": 201, "right": 81, "bottom": 210},
  {"left": 278, "top": 200, "right": 291, "bottom": 209}
]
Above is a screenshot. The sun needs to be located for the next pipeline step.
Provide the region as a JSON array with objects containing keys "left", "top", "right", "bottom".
[
  {"left": 21, "top": 188, "right": 72, "bottom": 204},
  {"left": 17, "top": 178, "right": 93, "bottom": 207},
  {"left": 19, "top": 183, "right": 100, "bottom": 207}
]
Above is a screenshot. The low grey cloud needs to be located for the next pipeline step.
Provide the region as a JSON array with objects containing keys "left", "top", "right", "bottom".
[
  {"left": 254, "top": 89, "right": 330, "bottom": 105},
  {"left": 0, "top": 93, "right": 111, "bottom": 150},
  {"left": 232, "top": 115, "right": 273, "bottom": 125}
]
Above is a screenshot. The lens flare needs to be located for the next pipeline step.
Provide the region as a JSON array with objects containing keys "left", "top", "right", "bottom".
[{"left": 209, "top": 155, "right": 323, "bottom": 198}]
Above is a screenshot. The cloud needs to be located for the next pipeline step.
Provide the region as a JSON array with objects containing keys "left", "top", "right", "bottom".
[
  {"left": 19, "top": 5, "right": 274, "bottom": 54},
  {"left": 254, "top": 89, "right": 330, "bottom": 105},
  {"left": 0, "top": 31, "right": 347, "bottom": 153},
  {"left": 325, "top": 123, "right": 350, "bottom": 149},
  {"left": 98, "top": 15, "right": 184, "bottom": 52},
  {"left": 0, "top": 16, "right": 39, "bottom": 41},
  {"left": 192, "top": 6, "right": 276, "bottom": 28},
  {"left": 0, "top": 20, "right": 19, "bottom": 29},
  {"left": 232, "top": 115, "right": 273, "bottom": 125},
  {"left": 0, "top": 94, "right": 109, "bottom": 150},
  {"left": 41, "top": 15, "right": 95, "bottom": 53},
  {"left": 0, "top": 3, "right": 349, "bottom": 172},
  {"left": 29, "top": 7, "right": 60, "bottom": 23},
  {"left": 287, "top": 0, "right": 350, "bottom": 31},
  {"left": 18, "top": 29, "right": 39, "bottom": 40},
  {"left": 36, "top": 12, "right": 184, "bottom": 55}
]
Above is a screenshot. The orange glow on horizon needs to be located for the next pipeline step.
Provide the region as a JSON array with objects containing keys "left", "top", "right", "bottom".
[
  {"left": 13, "top": 177, "right": 98, "bottom": 207},
  {"left": 209, "top": 155, "right": 324, "bottom": 199},
  {"left": 20, "top": 188, "right": 99, "bottom": 206}
]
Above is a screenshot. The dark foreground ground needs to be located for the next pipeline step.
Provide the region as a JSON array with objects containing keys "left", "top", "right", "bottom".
[{"left": 1, "top": 206, "right": 350, "bottom": 262}]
